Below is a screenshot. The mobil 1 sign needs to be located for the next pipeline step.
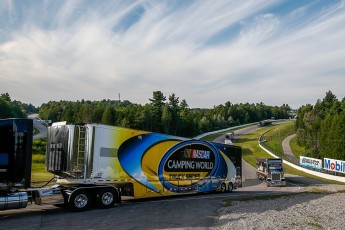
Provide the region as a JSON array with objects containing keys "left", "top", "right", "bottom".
[{"left": 324, "top": 158, "right": 345, "bottom": 173}]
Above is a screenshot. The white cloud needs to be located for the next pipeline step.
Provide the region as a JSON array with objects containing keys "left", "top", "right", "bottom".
[{"left": 0, "top": 0, "right": 344, "bottom": 108}]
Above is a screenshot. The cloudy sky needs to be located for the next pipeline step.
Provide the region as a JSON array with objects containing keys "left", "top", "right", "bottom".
[{"left": 1, "top": 0, "right": 344, "bottom": 109}]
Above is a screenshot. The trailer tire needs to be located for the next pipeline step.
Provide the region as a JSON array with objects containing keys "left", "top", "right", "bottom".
[
  {"left": 220, "top": 183, "right": 227, "bottom": 193},
  {"left": 68, "top": 189, "right": 91, "bottom": 212},
  {"left": 228, "top": 182, "right": 234, "bottom": 192},
  {"left": 95, "top": 188, "right": 116, "bottom": 209}
]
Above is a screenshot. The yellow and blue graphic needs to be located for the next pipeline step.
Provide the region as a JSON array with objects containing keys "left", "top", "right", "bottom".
[
  {"left": 47, "top": 124, "right": 241, "bottom": 198},
  {"left": 118, "top": 132, "right": 240, "bottom": 195}
]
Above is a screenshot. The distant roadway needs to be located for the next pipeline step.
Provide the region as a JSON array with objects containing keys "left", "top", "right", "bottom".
[{"left": 27, "top": 113, "right": 48, "bottom": 139}]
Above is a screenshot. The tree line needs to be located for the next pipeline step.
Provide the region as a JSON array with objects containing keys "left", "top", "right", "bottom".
[
  {"left": 1, "top": 91, "right": 291, "bottom": 137},
  {"left": 0, "top": 93, "right": 38, "bottom": 119},
  {"left": 38, "top": 91, "right": 291, "bottom": 137},
  {"left": 295, "top": 91, "right": 345, "bottom": 161},
  {"left": 3, "top": 90, "right": 344, "bottom": 160}
]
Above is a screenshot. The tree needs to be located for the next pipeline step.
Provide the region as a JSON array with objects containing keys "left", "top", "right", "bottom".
[
  {"left": 168, "top": 93, "right": 180, "bottom": 135},
  {"left": 322, "top": 90, "right": 337, "bottom": 112},
  {"left": 0, "top": 93, "right": 11, "bottom": 102},
  {"left": 61, "top": 107, "right": 74, "bottom": 124},
  {"left": 198, "top": 116, "right": 211, "bottom": 133},
  {"left": 162, "top": 104, "right": 172, "bottom": 133},
  {"left": 149, "top": 91, "right": 166, "bottom": 132},
  {"left": 102, "top": 105, "right": 115, "bottom": 125},
  {"left": 0, "top": 99, "right": 11, "bottom": 118},
  {"left": 296, "top": 91, "right": 345, "bottom": 160}
]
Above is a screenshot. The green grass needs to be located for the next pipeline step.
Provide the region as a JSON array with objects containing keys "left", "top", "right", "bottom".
[
  {"left": 31, "top": 163, "right": 54, "bottom": 183},
  {"left": 32, "top": 154, "right": 45, "bottom": 164},
  {"left": 290, "top": 136, "right": 306, "bottom": 158},
  {"left": 31, "top": 162, "right": 46, "bottom": 173},
  {"left": 262, "top": 121, "right": 295, "bottom": 154},
  {"left": 31, "top": 138, "right": 53, "bottom": 182},
  {"left": 306, "top": 217, "right": 322, "bottom": 229},
  {"left": 31, "top": 158, "right": 54, "bottom": 183},
  {"left": 231, "top": 124, "right": 345, "bottom": 184},
  {"left": 31, "top": 172, "right": 54, "bottom": 183},
  {"left": 235, "top": 126, "right": 274, "bottom": 166}
]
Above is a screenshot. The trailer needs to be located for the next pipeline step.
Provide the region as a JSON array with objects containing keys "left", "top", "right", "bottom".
[
  {"left": 1, "top": 118, "right": 242, "bottom": 212},
  {"left": 256, "top": 158, "right": 286, "bottom": 187},
  {"left": 257, "top": 120, "right": 272, "bottom": 127}
]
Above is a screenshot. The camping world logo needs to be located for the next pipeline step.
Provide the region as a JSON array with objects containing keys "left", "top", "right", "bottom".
[{"left": 157, "top": 140, "right": 220, "bottom": 192}]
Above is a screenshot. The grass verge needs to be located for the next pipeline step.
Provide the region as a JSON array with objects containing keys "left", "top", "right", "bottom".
[
  {"left": 290, "top": 136, "right": 306, "bottom": 158},
  {"left": 261, "top": 121, "right": 295, "bottom": 153},
  {"left": 233, "top": 124, "right": 345, "bottom": 184},
  {"left": 31, "top": 163, "right": 54, "bottom": 182}
]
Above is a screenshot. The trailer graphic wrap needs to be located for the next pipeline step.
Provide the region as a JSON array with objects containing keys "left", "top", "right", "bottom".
[
  {"left": 118, "top": 133, "right": 185, "bottom": 193},
  {"left": 47, "top": 124, "right": 241, "bottom": 199},
  {"left": 118, "top": 134, "right": 231, "bottom": 193},
  {"left": 1, "top": 120, "right": 243, "bottom": 212}
]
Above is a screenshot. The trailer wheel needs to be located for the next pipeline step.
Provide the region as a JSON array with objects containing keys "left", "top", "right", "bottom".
[
  {"left": 68, "top": 189, "right": 91, "bottom": 212},
  {"left": 228, "top": 183, "right": 234, "bottom": 193},
  {"left": 220, "top": 183, "right": 227, "bottom": 193},
  {"left": 95, "top": 188, "right": 116, "bottom": 209}
]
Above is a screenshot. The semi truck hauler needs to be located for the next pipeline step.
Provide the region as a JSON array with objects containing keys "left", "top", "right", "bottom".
[
  {"left": 0, "top": 119, "right": 242, "bottom": 212},
  {"left": 256, "top": 158, "right": 286, "bottom": 187},
  {"left": 257, "top": 120, "right": 273, "bottom": 127}
]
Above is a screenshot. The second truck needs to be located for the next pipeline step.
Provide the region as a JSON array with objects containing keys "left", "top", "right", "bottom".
[{"left": 256, "top": 158, "right": 286, "bottom": 187}]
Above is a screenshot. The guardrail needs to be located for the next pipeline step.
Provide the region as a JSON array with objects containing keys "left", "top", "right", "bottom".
[
  {"left": 259, "top": 128, "right": 300, "bottom": 165},
  {"left": 194, "top": 122, "right": 259, "bottom": 140},
  {"left": 258, "top": 132, "right": 345, "bottom": 183},
  {"left": 194, "top": 119, "right": 286, "bottom": 140}
]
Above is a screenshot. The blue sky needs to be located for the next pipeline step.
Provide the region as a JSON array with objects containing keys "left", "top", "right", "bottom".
[{"left": 1, "top": 0, "right": 344, "bottom": 109}]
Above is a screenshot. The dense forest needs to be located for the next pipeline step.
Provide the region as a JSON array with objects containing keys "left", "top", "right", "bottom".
[
  {"left": 38, "top": 91, "right": 291, "bottom": 137},
  {"left": 0, "top": 93, "right": 38, "bottom": 118},
  {"left": 2, "top": 90, "right": 343, "bottom": 160},
  {"left": 295, "top": 91, "right": 345, "bottom": 161},
  {"left": 1, "top": 91, "right": 291, "bottom": 137}
]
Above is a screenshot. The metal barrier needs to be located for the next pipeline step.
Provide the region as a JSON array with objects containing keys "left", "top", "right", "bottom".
[{"left": 259, "top": 129, "right": 345, "bottom": 182}]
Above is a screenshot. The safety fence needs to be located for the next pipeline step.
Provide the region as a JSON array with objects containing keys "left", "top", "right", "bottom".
[{"left": 259, "top": 129, "right": 345, "bottom": 183}]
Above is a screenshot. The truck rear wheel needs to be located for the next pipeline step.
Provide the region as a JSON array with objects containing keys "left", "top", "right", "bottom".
[
  {"left": 68, "top": 189, "right": 91, "bottom": 212},
  {"left": 95, "top": 188, "right": 116, "bottom": 209},
  {"left": 220, "top": 183, "right": 227, "bottom": 193},
  {"left": 228, "top": 183, "right": 234, "bottom": 192}
]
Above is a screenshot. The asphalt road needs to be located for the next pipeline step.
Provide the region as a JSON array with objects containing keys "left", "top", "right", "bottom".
[
  {"left": 27, "top": 113, "right": 48, "bottom": 140},
  {"left": 0, "top": 186, "right": 305, "bottom": 230}
]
